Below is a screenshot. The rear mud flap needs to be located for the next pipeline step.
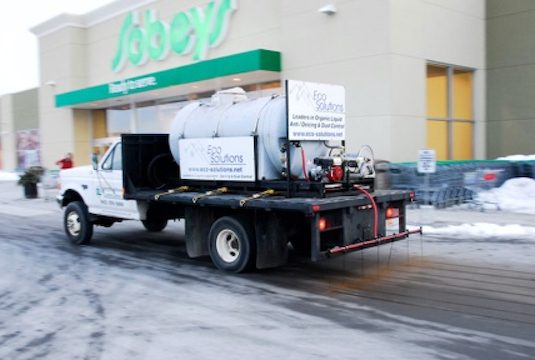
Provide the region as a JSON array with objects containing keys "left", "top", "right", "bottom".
[{"left": 255, "top": 212, "right": 288, "bottom": 269}]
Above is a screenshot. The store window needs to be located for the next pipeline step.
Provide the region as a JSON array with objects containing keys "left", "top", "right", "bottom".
[
  {"left": 90, "top": 80, "right": 282, "bottom": 158},
  {"left": 426, "top": 64, "right": 474, "bottom": 160}
]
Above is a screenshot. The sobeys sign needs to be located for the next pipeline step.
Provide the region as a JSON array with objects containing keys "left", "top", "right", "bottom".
[{"left": 112, "top": 0, "right": 237, "bottom": 72}]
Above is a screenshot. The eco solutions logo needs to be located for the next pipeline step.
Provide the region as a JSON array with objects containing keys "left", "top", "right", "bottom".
[
  {"left": 287, "top": 80, "right": 346, "bottom": 141},
  {"left": 179, "top": 137, "right": 255, "bottom": 181},
  {"left": 111, "top": 0, "right": 238, "bottom": 72}
]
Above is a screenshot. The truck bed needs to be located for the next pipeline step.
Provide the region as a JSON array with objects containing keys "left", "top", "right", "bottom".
[{"left": 126, "top": 189, "right": 412, "bottom": 214}]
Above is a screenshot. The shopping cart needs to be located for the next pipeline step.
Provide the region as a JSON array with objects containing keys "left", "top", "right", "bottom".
[
  {"left": 463, "top": 169, "right": 502, "bottom": 211},
  {"left": 40, "top": 169, "right": 60, "bottom": 201}
]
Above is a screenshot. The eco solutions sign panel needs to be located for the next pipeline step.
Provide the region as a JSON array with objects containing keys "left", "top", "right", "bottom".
[
  {"left": 179, "top": 137, "right": 256, "bottom": 181},
  {"left": 287, "top": 80, "right": 346, "bottom": 141},
  {"left": 112, "top": 0, "right": 238, "bottom": 72}
]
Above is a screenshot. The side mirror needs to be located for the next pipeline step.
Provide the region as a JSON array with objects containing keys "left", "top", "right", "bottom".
[{"left": 91, "top": 153, "right": 99, "bottom": 171}]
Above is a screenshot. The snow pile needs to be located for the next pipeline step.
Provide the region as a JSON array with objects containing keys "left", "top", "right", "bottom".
[
  {"left": 422, "top": 223, "right": 535, "bottom": 239},
  {"left": 496, "top": 154, "right": 535, "bottom": 161},
  {"left": 0, "top": 171, "right": 19, "bottom": 182},
  {"left": 477, "top": 177, "right": 535, "bottom": 214}
]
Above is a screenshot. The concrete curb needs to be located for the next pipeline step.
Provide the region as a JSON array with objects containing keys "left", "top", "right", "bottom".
[{"left": 408, "top": 206, "right": 535, "bottom": 227}]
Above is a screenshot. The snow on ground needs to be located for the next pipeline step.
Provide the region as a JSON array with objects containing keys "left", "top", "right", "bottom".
[
  {"left": 476, "top": 177, "right": 535, "bottom": 214},
  {"left": 496, "top": 154, "right": 535, "bottom": 161},
  {"left": 0, "top": 171, "right": 19, "bottom": 181},
  {"left": 406, "top": 177, "right": 535, "bottom": 267}
]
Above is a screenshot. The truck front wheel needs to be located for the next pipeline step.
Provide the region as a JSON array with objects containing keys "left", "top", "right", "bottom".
[
  {"left": 208, "top": 216, "right": 255, "bottom": 273},
  {"left": 64, "top": 201, "right": 93, "bottom": 245}
]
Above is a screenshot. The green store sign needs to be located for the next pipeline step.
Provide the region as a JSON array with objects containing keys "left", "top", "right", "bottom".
[
  {"left": 57, "top": 50, "right": 281, "bottom": 107},
  {"left": 112, "top": 0, "right": 238, "bottom": 72}
]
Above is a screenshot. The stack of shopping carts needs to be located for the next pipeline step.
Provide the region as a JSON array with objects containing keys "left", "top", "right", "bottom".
[
  {"left": 463, "top": 169, "right": 502, "bottom": 211},
  {"left": 389, "top": 161, "right": 517, "bottom": 208}
]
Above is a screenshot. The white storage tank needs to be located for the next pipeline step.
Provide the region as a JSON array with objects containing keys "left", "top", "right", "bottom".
[{"left": 168, "top": 89, "right": 330, "bottom": 180}]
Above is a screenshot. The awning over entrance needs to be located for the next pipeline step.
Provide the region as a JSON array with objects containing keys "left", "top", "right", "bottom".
[{"left": 55, "top": 49, "right": 281, "bottom": 108}]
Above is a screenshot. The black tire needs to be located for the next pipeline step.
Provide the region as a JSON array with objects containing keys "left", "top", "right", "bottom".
[
  {"left": 64, "top": 201, "right": 93, "bottom": 245},
  {"left": 147, "top": 154, "right": 177, "bottom": 188},
  {"left": 142, "top": 218, "right": 168, "bottom": 232},
  {"left": 208, "top": 216, "right": 255, "bottom": 273}
]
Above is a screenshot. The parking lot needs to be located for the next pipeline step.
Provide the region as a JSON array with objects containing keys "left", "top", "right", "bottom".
[{"left": 1, "top": 181, "right": 534, "bottom": 359}]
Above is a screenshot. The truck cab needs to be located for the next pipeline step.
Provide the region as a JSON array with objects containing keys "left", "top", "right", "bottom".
[{"left": 57, "top": 141, "right": 167, "bottom": 245}]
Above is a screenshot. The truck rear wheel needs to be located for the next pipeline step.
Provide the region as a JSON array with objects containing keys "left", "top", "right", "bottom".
[
  {"left": 208, "top": 216, "right": 255, "bottom": 273},
  {"left": 64, "top": 201, "right": 93, "bottom": 245},
  {"left": 142, "top": 218, "right": 168, "bottom": 232}
]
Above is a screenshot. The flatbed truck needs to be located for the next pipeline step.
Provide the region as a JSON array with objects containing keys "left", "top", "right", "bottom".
[{"left": 57, "top": 134, "right": 419, "bottom": 273}]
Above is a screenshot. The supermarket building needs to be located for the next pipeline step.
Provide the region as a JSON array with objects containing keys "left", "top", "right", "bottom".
[{"left": 0, "top": 0, "right": 532, "bottom": 170}]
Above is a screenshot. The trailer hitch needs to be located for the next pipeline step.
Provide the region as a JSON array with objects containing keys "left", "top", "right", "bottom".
[{"left": 192, "top": 187, "right": 229, "bottom": 203}]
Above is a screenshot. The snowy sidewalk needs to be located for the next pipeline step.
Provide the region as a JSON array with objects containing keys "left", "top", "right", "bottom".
[
  {"left": 408, "top": 206, "right": 535, "bottom": 227},
  {"left": 408, "top": 177, "right": 535, "bottom": 228},
  {"left": 0, "top": 180, "right": 60, "bottom": 217}
]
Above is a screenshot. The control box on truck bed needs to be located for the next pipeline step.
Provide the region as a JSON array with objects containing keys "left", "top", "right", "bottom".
[{"left": 57, "top": 81, "right": 420, "bottom": 272}]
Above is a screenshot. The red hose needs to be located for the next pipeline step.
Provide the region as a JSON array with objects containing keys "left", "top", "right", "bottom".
[
  {"left": 354, "top": 185, "right": 378, "bottom": 238},
  {"left": 300, "top": 147, "right": 309, "bottom": 181}
]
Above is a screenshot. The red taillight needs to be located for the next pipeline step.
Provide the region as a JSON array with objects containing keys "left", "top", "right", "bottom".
[
  {"left": 312, "top": 205, "right": 321, "bottom": 212},
  {"left": 318, "top": 217, "right": 328, "bottom": 231},
  {"left": 327, "top": 165, "right": 344, "bottom": 182},
  {"left": 386, "top": 207, "right": 399, "bottom": 219}
]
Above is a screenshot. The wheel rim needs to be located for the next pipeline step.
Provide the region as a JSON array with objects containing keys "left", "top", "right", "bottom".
[
  {"left": 215, "top": 229, "right": 240, "bottom": 263},
  {"left": 66, "top": 211, "right": 81, "bottom": 236}
]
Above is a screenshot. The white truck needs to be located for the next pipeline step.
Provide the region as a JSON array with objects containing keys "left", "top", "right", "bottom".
[{"left": 58, "top": 81, "right": 420, "bottom": 272}]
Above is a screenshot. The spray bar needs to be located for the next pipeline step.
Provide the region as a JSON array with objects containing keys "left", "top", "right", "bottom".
[{"left": 327, "top": 228, "right": 423, "bottom": 256}]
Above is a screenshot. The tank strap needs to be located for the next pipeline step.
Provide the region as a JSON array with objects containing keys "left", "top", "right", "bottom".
[
  {"left": 154, "top": 186, "right": 191, "bottom": 200},
  {"left": 239, "top": 189, "right": 278, "bottom": 207},
  {"left": 192, "top": 187, "right": 229, "bottom": 203}
]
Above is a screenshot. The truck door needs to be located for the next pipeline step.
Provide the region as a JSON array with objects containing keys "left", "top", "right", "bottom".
[{"left": 94, "top": 143, "right": 139, "bottom": 219}]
